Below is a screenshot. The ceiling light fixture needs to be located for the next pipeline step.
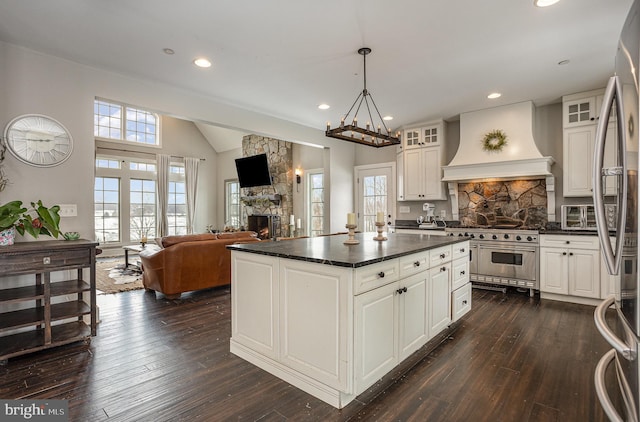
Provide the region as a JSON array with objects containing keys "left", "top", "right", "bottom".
[
  {"left": 487, "top": 92, "right": 502, "bottom": 99},
  {"left": 193, "top": 57, "right": 212, "bottom": 68},
  {"left": 325, "top": 47, "right": 400, "bottom": 148},
  {"left": 163, "top": 48, "right": 175, "bottom": 55},
  {"left": 534, "top": 0, "right": 560, "bottom": 7},
  {"left": 318, "top": 104, "right": 330, "bottom": 110}
]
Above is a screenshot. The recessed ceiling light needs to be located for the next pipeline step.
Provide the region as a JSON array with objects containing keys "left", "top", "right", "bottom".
[
  {"left": 487, "top": 92, "right": 502, "bottom": 99},
  {"left": 383, "top": 116, "right": 393, "bottom": 121},
  {"left": 534, "top": 0, "right": 560, "bottom": 7},
  {"left": 193, "top": 57, "right": 212, "bottom": 68},
  {"left": 163, "top": 48, "right": 175, "bottom": 55},
  {"left": 318, "top": 104, "right": 330, "bottom": 110},
  {"left": 558, "top": 59, "right": 570, "bottom": 66}
]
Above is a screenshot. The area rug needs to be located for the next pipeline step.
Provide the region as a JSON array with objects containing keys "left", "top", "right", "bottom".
[{"left": 95, "top": 259, "right": 144, "bottom": 294}]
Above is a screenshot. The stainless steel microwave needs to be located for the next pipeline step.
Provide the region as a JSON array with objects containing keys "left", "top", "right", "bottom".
[{"left": 561, "top": 204, "right": 616, "bottom": 231}]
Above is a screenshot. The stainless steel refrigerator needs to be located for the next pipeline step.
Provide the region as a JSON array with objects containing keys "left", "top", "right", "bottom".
[{"left": 594, "top": 0, "right": 640, "bottom": 420}]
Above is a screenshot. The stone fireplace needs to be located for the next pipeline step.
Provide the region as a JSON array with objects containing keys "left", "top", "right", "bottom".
[{"left": 240, "top": 135, "right": 293, "bottom": 236}]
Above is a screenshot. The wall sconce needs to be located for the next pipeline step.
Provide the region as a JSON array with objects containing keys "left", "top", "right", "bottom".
[{"left": 295, "top": 168, "right": 302, "bottom": 192}]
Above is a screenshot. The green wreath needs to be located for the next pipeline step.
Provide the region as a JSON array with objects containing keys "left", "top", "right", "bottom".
[{"left": 482, "top": 129, "right": 507, "bottom": 152}]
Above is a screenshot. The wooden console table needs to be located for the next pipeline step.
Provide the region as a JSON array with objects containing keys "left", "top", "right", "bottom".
[{"left": 0, "top": 239, "right": 98, "bottom": 361}]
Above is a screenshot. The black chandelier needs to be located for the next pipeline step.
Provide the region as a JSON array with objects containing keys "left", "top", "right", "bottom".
[{"left": 325, "top": 47, "right": 401, "bottom": 148}]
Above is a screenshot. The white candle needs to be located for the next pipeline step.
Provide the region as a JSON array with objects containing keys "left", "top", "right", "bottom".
[
  {"left": 347, "top": 213, "right": 356, "bottom": 225},
  {"left": 297, "top": 218, "right": 302, "bottom": 229},
  {"left": 290, "top": 214, "right": 295, "bottom": 225},
  {"left": 376, "top": 212, "right": 384, "bottom": 223}
]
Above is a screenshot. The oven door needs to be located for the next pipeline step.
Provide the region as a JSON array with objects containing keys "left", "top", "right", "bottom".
[
  {"left": 469, "top": 244, "right": 478, "bottom": 275},
  {"left": 478, "top": 245, "right": 537, "bottom": 282}
]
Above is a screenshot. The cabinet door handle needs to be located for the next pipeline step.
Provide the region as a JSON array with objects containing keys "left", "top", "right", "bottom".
[
  {"left": 441, "top": 267, "right": 446, "bottom": 272},
  {"left": 566, "top": 241, "right": 570, "bottom": 244},
  {"left": 462, "top": 300, "right": 468, "bottom": 305},
  {"left": 460, "top": 248, "right": 465, "bottom": 253},
  {"left": 563, "top": 252, "right": 567, "bottom": 255},
  {"left": 440, "top": 253, "right": 446, "bottom": 259},
  {"left": 396, "top": 287, "right": 407, "bottom": 295},
  {"left": 569, "top": 252, "right": 574, "bottom": 256},
  {"left": 461, "top": 270, "right": 465, "bottom": 275},
  {"left": 378, "top": 271, "right": 385, "bottom": 278},
  {"left": 414, "top": 261, "right": 420, "bottom": 267}
]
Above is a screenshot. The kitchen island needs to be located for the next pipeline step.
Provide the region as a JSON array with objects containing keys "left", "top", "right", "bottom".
[{"left": 227, "top": 232, "right": 470, "bottom": 408}]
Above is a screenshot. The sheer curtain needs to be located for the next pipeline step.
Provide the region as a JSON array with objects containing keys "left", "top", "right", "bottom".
[
  {"left": 184, "top": 157, "right": 200, "bottom": 234},
  {"left": 156, "top": 154, "right": 170, "bottom": 237}
]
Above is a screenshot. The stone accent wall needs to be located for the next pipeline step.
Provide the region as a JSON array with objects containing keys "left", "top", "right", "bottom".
[
  {"left": 457, "top": 179, "right": 548, "bottom": 229},
  {"left": 241, "top": 135, "right": 293, "bottom": 236}
]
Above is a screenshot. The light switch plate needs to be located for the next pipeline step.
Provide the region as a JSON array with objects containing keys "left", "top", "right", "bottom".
[
  {"left": 399, "top": 206, "right": 410, "bottom": 214},
  {"left": 59, "top": 204, "right": 78, "bottom": 217}
]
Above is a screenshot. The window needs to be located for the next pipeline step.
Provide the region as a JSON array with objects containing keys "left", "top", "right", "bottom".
[
  {"left": 94, "top": 99, "right": 160, "bottom": 145},
  {"left": 130, "top": 179, "right": 156, "bottom": 241},
  {"left": 225, "top": 180, "right": 241, "bottom": 228},
  {"left": 94, "top": 177, "right": 120, "bottom": 242},
  {"left": 168, "top": 181, "right": 187, "bottom": 235},
  {"left": 307, "top": 170, "right": 324, "bottom": 237},
  {"left": 362, "top": 174, "right": 387, "bottom": 232},
  {"left": 96, "top": 158, "right": 121, "bottom": 169}
]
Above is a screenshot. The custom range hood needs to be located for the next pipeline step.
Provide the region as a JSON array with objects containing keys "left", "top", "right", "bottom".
[{"left": 442, "top": 101, "right": 556, "bottom": 221}]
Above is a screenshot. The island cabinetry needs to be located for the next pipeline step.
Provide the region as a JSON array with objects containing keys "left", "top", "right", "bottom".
[
  {"left": 0, "top": 240, "right": 98, "bottom": 361},
  {"left": 229, "top": 237, "right": 470, "bottom": 409},
  {"left": 540, "top": 235, "right": 600, "bottom": 300},
  {"left": 354, "top": 264, "right": 429, "bottom": 393}
]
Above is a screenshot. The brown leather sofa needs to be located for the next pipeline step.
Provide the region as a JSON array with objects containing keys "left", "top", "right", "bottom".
[{"left": 139, "top": 231, "right": 260, "bottom": 299}]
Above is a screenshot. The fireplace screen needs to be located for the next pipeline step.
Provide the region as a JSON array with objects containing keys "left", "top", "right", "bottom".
[{"left": 247, "top": 215, "right": 281, "bottom": 240}]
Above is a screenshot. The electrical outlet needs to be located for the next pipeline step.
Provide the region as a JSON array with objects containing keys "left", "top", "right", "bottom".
[
  {"left": 59, "top": 204, "right": 77, "bottom": 217},
  {"left": 440, "top": 210, "right": 447, "bottom": 218},
  {"left": 399, "top": 206, "right": 410, "bottom": 214}
]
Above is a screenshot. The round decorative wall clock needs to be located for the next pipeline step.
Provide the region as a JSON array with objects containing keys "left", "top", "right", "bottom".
[{"left": 3, "top": 114, "right": 73, "bottom": 167}]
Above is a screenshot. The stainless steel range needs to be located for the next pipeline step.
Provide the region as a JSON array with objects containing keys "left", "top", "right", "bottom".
[{"left": 445, "top": 227, "right": 540, "bottom": 295}]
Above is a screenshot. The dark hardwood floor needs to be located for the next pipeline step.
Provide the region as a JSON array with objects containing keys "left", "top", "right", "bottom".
[{"left": 0, "top": 286, "right": 616, "bottom": 421}]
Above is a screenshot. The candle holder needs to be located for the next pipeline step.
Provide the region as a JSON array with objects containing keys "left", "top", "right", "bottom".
[
  {"left": 373, "top": 222, "right": 387, "bottom": 241},
  {"left": 344, "top": 224, "right": 360, "bottom": 245}
]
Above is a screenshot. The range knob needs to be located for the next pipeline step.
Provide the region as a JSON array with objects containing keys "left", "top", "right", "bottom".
[
  {"left": 479, "top": 234, "right": 485, "bottom": 239},
  {"left": 458, "top": 233, "right": 464, "bottom": 237},
  {"left": 464, "top": 232, "right": 469, "bottom": 237},
  {"left": 527, "top": 236, "right": 533, "bottom": 241},
  {"left": 504, "top": 234, "right": 509, "bottom": 239},
  {"left": 492, "top": 234, "right": 498, "bottom": 240},
  {"left": 470, "top": 234, "right": 475, "bottom": 239},
  {"left": 516, "top": 235, "right": 522, "bottom": 241}
]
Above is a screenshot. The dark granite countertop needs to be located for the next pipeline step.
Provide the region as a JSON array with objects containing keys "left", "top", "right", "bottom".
[{"left": 227, "top": 232, "right": 467, "bottom": 268}]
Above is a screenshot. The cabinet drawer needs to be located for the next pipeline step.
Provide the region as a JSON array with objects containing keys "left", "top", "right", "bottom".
[
  {"left": 399, "top": 251, "right": 429, "bottom": 278},
  {"left": 0, "top": 248, "right": 91, "bottom": 274},
  {"left": 451, "top": 257, "right": 469, "bottom": 291},
  {"left": 452, "top": 241, "right": 470, "bottom": 261},
  {"left": 429, "top": 245, "right": 451, "bottom": 267},
  {"left": 540, "top": 235, "right": 599, "bottom": 250},
  {"left": 354, "top": 260, "right": 400, "bottom": 295},
  {"left": 452, "top": 283, "right": 472, "bottom": 322}
]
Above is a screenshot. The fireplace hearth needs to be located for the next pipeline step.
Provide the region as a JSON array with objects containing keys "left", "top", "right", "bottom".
[{"left": 247, "top": 215, "right": 281, "bottom": 240}]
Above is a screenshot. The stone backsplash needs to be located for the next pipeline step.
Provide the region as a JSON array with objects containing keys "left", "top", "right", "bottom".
[
  {"left": 457, "top": 179, "right": 548, "bottom": 228},
  {"left": 241, "top": 135, "right": 293, "bottom": 236}
]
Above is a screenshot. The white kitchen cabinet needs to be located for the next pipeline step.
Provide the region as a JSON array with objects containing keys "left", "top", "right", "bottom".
[
  {"left": 354, "top": 278, "right": 398, "bottom": 392},
  {"left": 600, "top": 236, "right": 617, "bottom": 299},
  {"left": 539, "top": 235, "right": 600, "bottom": 299},
  {"left": 398, "top": 120, "right": 446, "bottom": 201},
  {"left": 396, "top": 150, "right": 404, "bottom": 201},
  {"left": 563, "top": 89, "right": 617, "bottom": 197},
  {"left": 230, "top": 240, "right": 469, "bottom": 409},
  {"left": 428, "top": 262, "right": 451, "bottom": 337},
  {"left": 452, "top": 282, "right": 472, "bottom": 322}
]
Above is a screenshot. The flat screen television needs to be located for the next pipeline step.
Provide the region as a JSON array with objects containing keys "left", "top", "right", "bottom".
[{"left": 235, "top": 153, "right": 272, "bottom": 188}]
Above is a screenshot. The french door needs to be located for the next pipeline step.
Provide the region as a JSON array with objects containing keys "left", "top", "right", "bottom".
[{"left": 355, "top": 163, "right": 396, "bottom": 232}]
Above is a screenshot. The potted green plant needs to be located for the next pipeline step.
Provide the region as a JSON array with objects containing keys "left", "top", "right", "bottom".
[{"left": 0, "top": 200, "right": 61, "bottom": 245}]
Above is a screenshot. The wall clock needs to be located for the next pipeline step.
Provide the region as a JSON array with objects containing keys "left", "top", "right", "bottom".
[{"left": 3, "top": 114, "right": 73, "bottom": 167}]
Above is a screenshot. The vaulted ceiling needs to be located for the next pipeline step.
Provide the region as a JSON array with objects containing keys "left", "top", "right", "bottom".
[{"left": 0, "top": 0, "right": 633, "bottom": 151}]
